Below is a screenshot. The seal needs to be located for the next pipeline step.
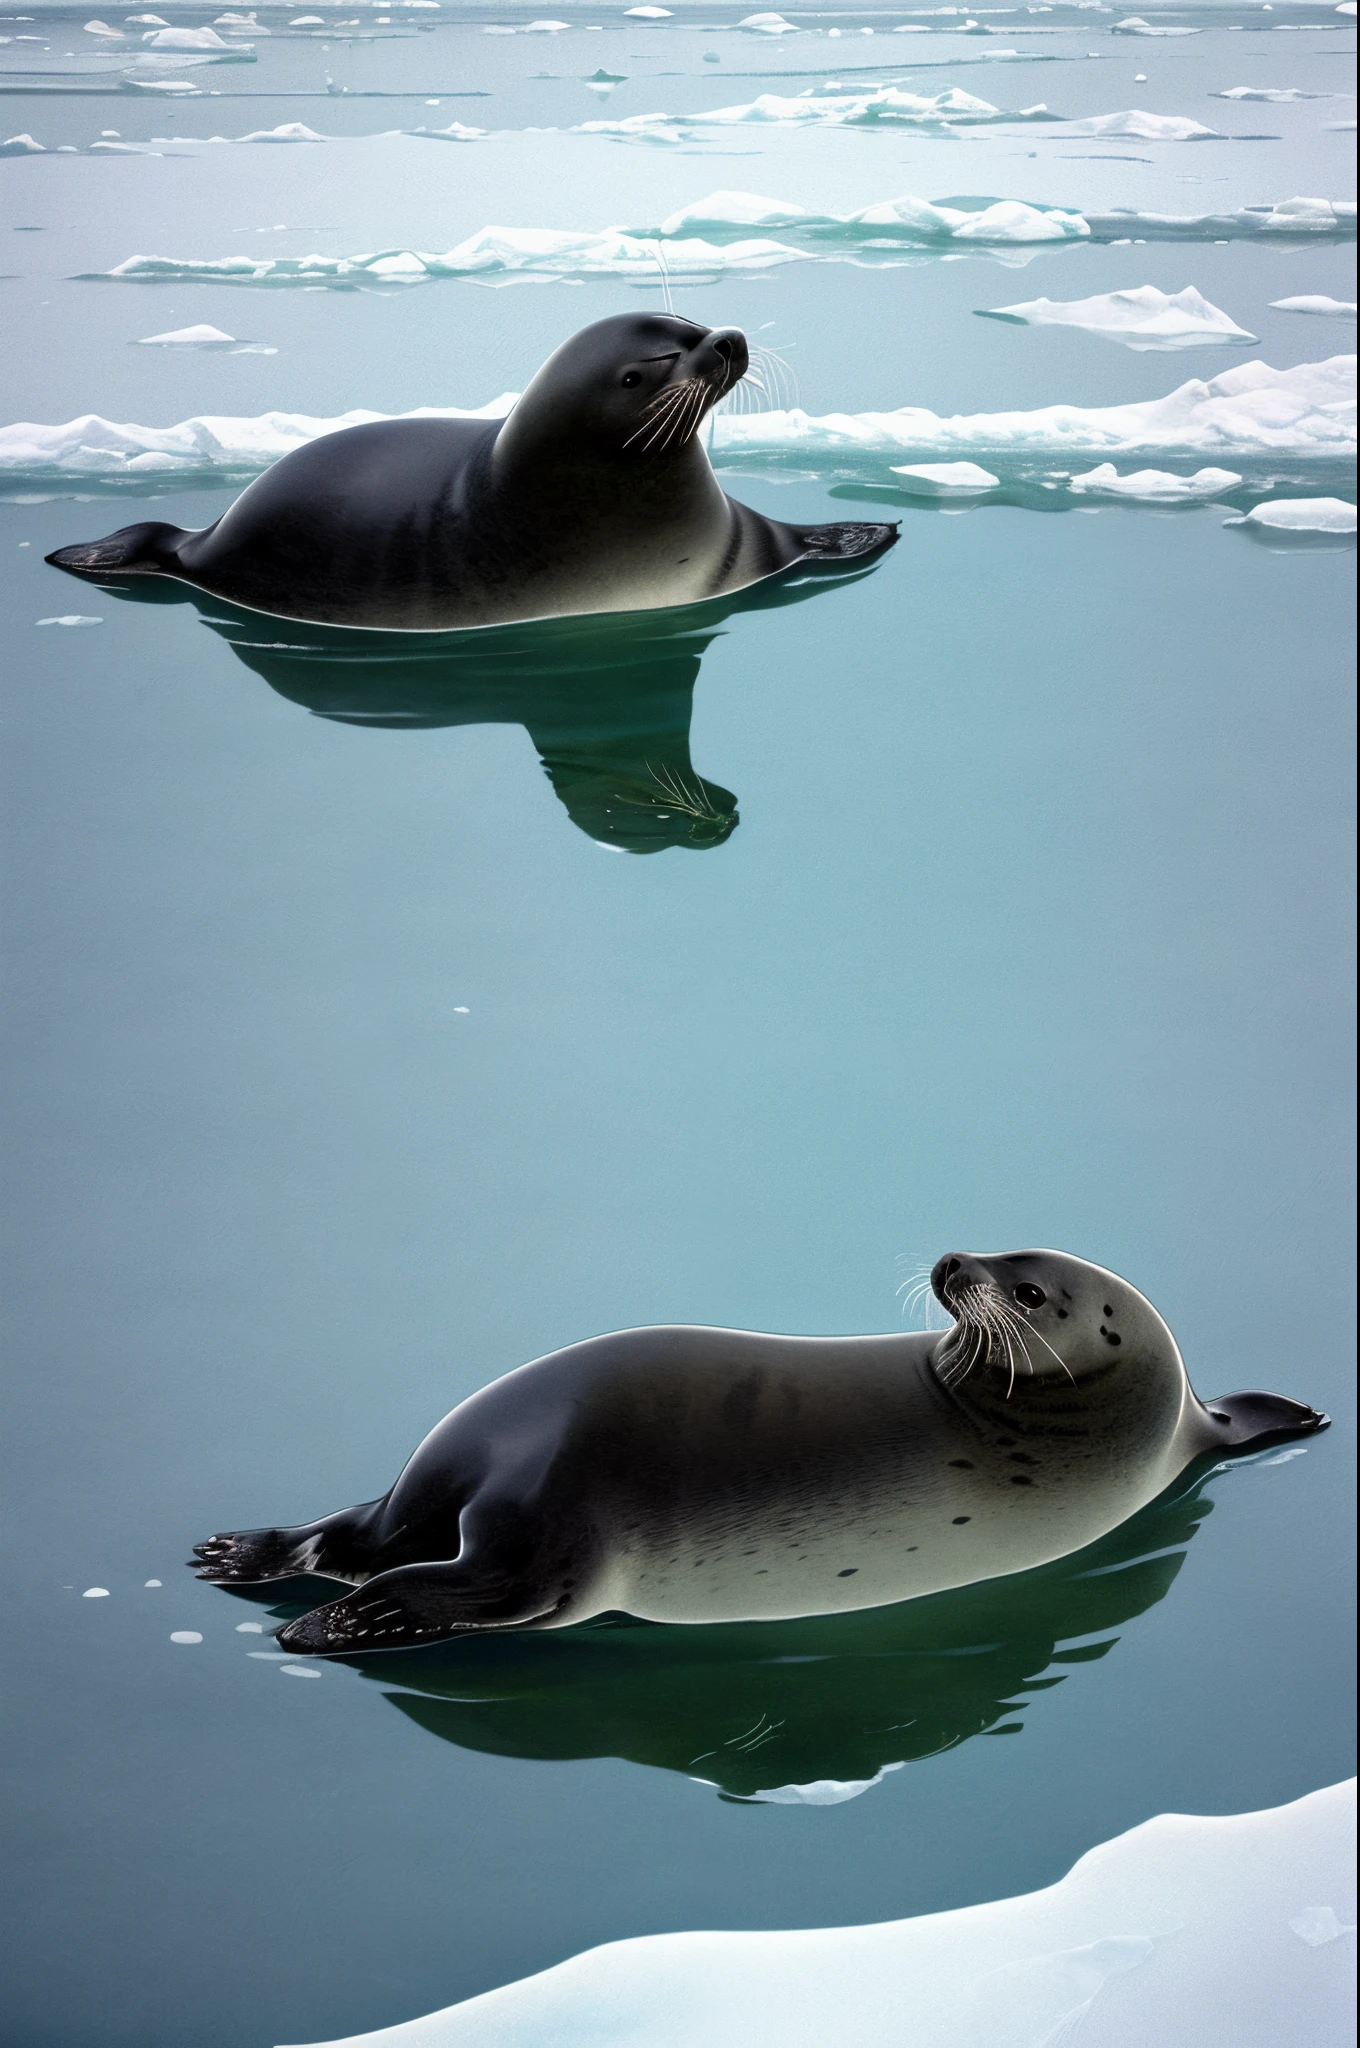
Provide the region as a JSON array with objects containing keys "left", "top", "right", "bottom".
[
  {"left": 191, "top": 1248, "right": 1327, "bottom": 1654},
  {"left": 45, "top": 314, "right": 897, "bottom": 631}
]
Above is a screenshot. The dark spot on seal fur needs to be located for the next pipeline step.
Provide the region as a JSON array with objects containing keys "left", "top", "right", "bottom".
[
  {"left": 952, "top": 1517, "right": 971, "bottom": 1525},
  {"left": 1008, "top": 1452, "right": 1036, "bottom": 1464},
  {"left": 1010, "top": 1476, "right": 1035, "bottom": 1486},
  {"left": 1104, "top": 1305, "right": 1114, "bottom": 1316},
  {"left": 948, "top": 1459, "right": 975, "bottom": 1469},
  {"left": 837, "top": 1568, "right": 858, "bottom": 1577},
  {"left": 1056, "top": 1310, "right": 1069, "bottom": 1320},
  {"left": 1100, "top": 1326, "right": 1122, "bottom": 1346}
]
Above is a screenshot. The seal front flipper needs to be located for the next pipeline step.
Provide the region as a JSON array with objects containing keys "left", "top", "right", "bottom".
[
  {"left": 275, "top": 1557, "right": 568, "bottom": 1655},
  {"left": 46, "top": 521, "right": 192, "bottom": 579},
  {"left": 1205, "top": 1390, "right": 1330, "bottom": 1453}
]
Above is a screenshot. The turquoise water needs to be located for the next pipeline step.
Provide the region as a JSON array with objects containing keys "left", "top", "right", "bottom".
[{"left": 1, "top": 4, "right": 1355, "bottom": 2044}]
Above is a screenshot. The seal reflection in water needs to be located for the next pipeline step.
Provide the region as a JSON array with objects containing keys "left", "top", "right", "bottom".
[
  {"left": 80, "top": 554, "right": 884, "bottom": 852},
  {"left": 238, "top": 1459, "right": 1222, "bottom": 1802},
  {"left": 192, "top": 1249, "right": 1326, "bottom": 1655},
  {"left": 46, "top": 314, "right": 897, "bottom": 630}
]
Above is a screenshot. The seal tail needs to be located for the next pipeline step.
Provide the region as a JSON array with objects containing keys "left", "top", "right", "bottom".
[{"left": 46, "top": 520, "right": 190, "bottom": 579}]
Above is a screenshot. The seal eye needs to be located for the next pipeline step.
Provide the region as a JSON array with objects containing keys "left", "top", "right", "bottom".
[
  {"left": 1014, "top": 1283, "right": 1046, "bottom": 1310},
  {"left": 621, "top": 371, "right": 643, "bottom": 389}
]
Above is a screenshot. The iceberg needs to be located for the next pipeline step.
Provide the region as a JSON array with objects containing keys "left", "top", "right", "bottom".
[
  {"left": 737, "top": 12, "right": 799, "bottom": 31},
  {"left": 278, "top": 1781, "right": 1355, "bottom": 2048},
  {"left": 135, "top": 323, "right": 238, "bottom": 346},
  {"left": 234, "top": 123, "right": 326, "bottom": 142},
  {"left": 1111, "top": 13, "right": 1201, "bottom": 31},
  {"left": 1225, "top": 497, "right": 1357, "bottom": 532},
  {"left": 1067, "top": 464, "right": 1244, "bottom": 499},
  {"left": 144, "top": 24, "right": 241, "bottom": 46},
  {"left": 978, "top": 285, "right": 1258, "bottom": 350}
]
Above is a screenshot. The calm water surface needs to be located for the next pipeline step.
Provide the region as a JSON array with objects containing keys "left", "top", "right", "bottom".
[{"left": 1, "top": 3, "right": 1355, "bottom": 2043}]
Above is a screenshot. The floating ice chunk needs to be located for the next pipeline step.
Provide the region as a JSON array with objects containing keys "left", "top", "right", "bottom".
[
  {"left": 1214, "top": 85, "right": 1327, "bottom": 101},
  {"left": 82, "top": 1586, "right": 110, "bottom": 1597},
  {"left": 137, "top": 324, "right": 238, "bottom": 346},
  {"left": 236, "top": 1620, "right": 265, "bottom": 1632},
  {"left": 289, "top": 1781, "right": 1356, "bottom": 2048},
  {"left": 235, "top": 122, "right": 326, "bottom": 142},
  {"left": 39, "top": 615, "right": 103, "bottom": 626},
  {"left": 84, "top": 20, "right": 126, "bottom": 36},
  {"left": 169, "top": 1630, "right": 203, "bottom": 1643},
  {"left": 1068, "top": 463, "right": 1243, "bottom": 498},
  {"left": 658, "top": 191, "right": 813, "bottom": 233},
  {"left": 247, "top": 1649, "right": 291, "bottom": 1659},
  {"left": 1272, "top": 295, "right": 1356, "bottom": 317},
  {"left": 144, "top": 25, "right": 240, "bottom": 46},
  {"left": 280, "top": 1663, "right": 323, "bottom": 1677},
  {"left": 677, "top": 86, "right": 1052, "bottom": 128},
  {"left": 890, "top": 460, "right": 1001, "bottom": 494},
  {"left": 623, "top": 5, "right": 672, "bottom": 14},
  {"left": 1225, "top": 497, "right": 1357, "bottom": 532},
  {"left": 980, "top": 285, "right": 1257, "bottom": 350},
  {"left": 411, "top": 121, "right": 485, "bottom": 140},
  {"left": 291, "top": 15, "right": 327, "bottom": 23},
  {"left": 145, "top": 1579, "right": 162, "bottom": 1587},
  {"left": 1062, "top": 108, "right": 1218, "bottom": 139},
  {"left": 522, "top": 18, "right": 571, "bottom": 29},
  {"left": 125, "top": 14, "right": 169, "bottom": 22},
  {"left": 738, "top": 12, "right": 799, "bottom": 31},
  {"left": 121, "top": 77, "right": 202, "bottom": 92},
  {"left": 1112, "top": 13, "right": 1201, "bottom": 31},
  {"left": 1336, "top": 1, "right": 1356, "bottom": 13},
  {"left": 3, "top": 134, "right": 45, "bottom": 153},
  {"left": 1290, "top": 1906, "right": 1356, "bottom": 1946}
]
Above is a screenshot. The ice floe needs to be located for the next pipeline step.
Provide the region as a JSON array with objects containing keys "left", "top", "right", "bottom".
[
  {"left": 1272, "top": 295, "right": 1357, "bottom": 316},
  {"left": 1112, "top": 12, "right": 1201, "bottom": 31},
  {"left": 136, "top": 323, "right": 239, "bottom": 345},
  {"left": 978, "top": 285, "right": 1258, "bottom": 350},
  {"left": 1058, "top": 108, "right": 1219, "bottom": 139},
  {"left": 1213, "top": 86, "right": 1331, "bottom": 101},
  {"left": 580, "top": 88, "right": 1056, "bottom": 134},
  {"left": 144, "top": 24, "right": 241, "bottom": 46},
  {"left": 282, "top": 1780, "right": 1356, "bottom": 2048},
  {"left": 7, "top": 360, "right": 1352, "bottom": 491},
  {"left": 1067, "top": 463, "right": 1243, "bottom": 498},
  {"left": 738, "top": 12, "right": 799, "bottom": 31},
  {"left": 3, "top": 134, "right": 45, "bottom": 153},
  {"left": 40, "top": 615, "right": 103, "bottom": 626},
  {"left": 1225, "top": 496, "right": 1357, "bottom": 532},
  {"left": 169, "top": 1630, "right": 202, "bottom": 1643},
  {"left": 890, "top": 460, "right": 1001, "bottom": 494},
  {"left": 234, "top": 122, "right": 326, "bottom": 142},
  {"left": 92, "top": 230, "right": 806, "bottom": 286},
  {"left": 82, "top": 1586, "right": 110, "bottom": 1596}
]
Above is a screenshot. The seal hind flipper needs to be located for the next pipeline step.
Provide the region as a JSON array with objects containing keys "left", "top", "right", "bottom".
[
  {"left": 190, "top": 1500, "right": 382, "bottom": 1584},
  {"left": 1206, "top": 1390, "right": 1329, "bottom": 1453},
  {"left": 275, "top": 1557, "right": 567, "bottom": 1655},
  {"left": 792, "top": 522, "right": 900, "bottom": 563},
  {"left": 46, "top": 521, "right": 190, "bottom": 579}
]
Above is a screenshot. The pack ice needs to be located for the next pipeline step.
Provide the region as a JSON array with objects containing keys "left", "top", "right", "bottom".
[{"left": 978, "top": 286, "right": 1257, "bottom": 351}]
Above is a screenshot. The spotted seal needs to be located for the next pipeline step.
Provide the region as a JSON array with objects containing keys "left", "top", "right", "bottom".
[{"left": 190, "top": 1248, "right": 1325, "bottom": 1653}]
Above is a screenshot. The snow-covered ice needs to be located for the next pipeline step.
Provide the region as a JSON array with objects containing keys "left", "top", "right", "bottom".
[
  {"left": 136, "top": 324, "right": 238, "bottom": 346},
  {"left": 979, "top": 285, "right": 1257, "bottom": 350},
  {"left": 82, "top": 1586, "right": 111, "bottom": 1596},
  {"left": 1058, "top": 108, "right": 1219, "bottom": 140},
  {"left": 279, "top": 1781, "right": 1356, "bottom": 2048},
  {"left": 169, "top": 1630, "right": 203, "bottom": 1643}
]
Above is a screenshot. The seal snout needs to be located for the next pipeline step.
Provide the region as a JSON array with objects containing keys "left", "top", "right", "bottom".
[
  {"left": 696, "top": 326, "right": 749, "bottom": 394},
  {"left": 931, "top": 1253, "right": 981, "bottom": 1311}
]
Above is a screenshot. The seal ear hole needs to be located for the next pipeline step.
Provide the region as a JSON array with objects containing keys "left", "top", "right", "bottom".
[
  {"left": 621, "top": 371, "right": 643, "bottom": 388},
  {"left": 1014, "top": 1283, "right": 1046, "bottom": 1310}
]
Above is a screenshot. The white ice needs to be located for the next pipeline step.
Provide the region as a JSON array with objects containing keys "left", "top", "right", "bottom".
[
  {"left": 1213, "top": 86, "right": 1331, "bottom": 101},
  {"left": 1112, "top": 14, "right": 1201, "bottom": 32},
  {"left": 1273, "top": 295, "right": 1357, "bottom": 316},
  {"left": 6, "top": 359, "right": 1353, "bottom": 482},
  {"left": 738, "top": 13, "right": 799, "bottom": 33},
  {"left": 1068, "top": 464, "right": 1244, "bottom": 498},
  {"left": 39, "top": 615, "right": 103, "bottom": 626},
  {"left": 236, "top": 1621, "right": 265, "bottom": 1632},
  {"left": 979, "top": 285, "right": 1258, "bottom": 350},
  {"left": 890, "top": 460, "right": 1002, "bottom": 493},
  {"left": 1225, "top": 497, "right": 1357, "bottom": 531},
  {"left": 144, "top": 25, "right": 240, "bottom": 47},
  {"left": 169, "top": 1630, "right": 203, "bottom": 1643},
  {"left": 82, "top": 1586, "right": 111, "bottom": 1596},
  {"left": 234, "top": 123, "right": 327, "bottom": 143},
  {"left": 280, "top": 1781, "right": 1356, "bottom": 2048}
]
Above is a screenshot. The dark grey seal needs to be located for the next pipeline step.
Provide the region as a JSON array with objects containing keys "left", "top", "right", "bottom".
[
  {"left": 47, "top": 313, "right": 897, "bottom": 629},
  {"left": 190, "top": 1248, "right": 1326, "bottom": 1654}
]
